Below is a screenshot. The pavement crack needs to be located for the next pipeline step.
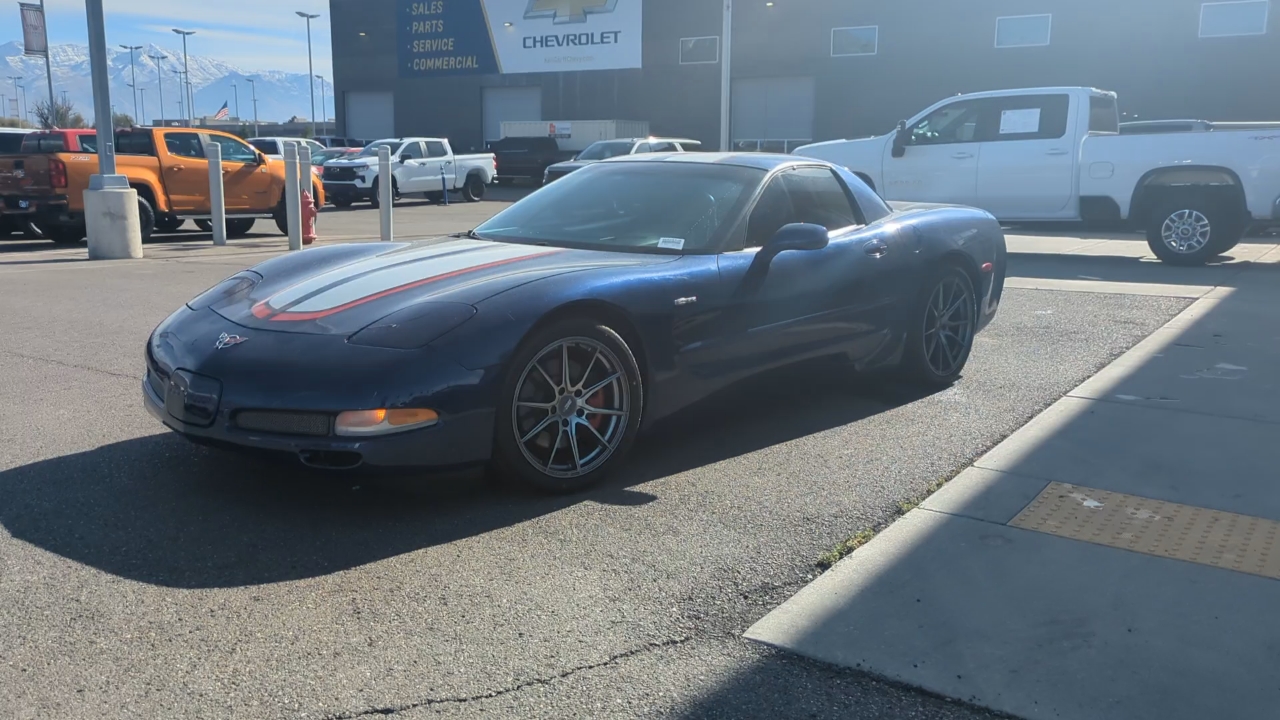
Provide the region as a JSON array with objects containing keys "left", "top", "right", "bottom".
[
  {"left": 319, "top": 636, "right": 694, "bottom": 719},
  {"left": 0, "top": 349, "right": 139, "bottom": 381}
]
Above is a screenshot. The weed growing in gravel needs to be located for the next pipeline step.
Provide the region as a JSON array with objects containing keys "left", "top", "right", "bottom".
[{"left": 817, "top": 476, "right": 953, "bottom": 571}]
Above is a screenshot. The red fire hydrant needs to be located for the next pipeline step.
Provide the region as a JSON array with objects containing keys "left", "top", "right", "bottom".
[{"left": 300, "top": 190, "right": 319, "bottom": 246}]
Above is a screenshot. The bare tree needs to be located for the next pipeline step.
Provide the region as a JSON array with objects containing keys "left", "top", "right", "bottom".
[{"left": 34, "top": 98, "right": 87, "bottom": 129}]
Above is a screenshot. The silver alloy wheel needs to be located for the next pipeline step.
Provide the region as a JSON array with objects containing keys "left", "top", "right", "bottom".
[
  {"left": 922, "top": 275, "right": 974, "bottom": 377},
  {"left": 511, "top": 337, "right": 630, "bottom": 479},
  {"left": 1160, "top": 209, "right": 1211, "bottom": 254}
]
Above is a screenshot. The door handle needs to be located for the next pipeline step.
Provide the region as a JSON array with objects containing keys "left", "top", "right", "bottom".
[
  {"left": 951, "top": 152, "right": 974, "bottom": 159},
  {"left": 864, "top": 239, "right": 889, "bottom": 257},
  {"left": 1045, "top": 149, "right": 1069, "bottom": 156},
  {"left": 171, "top": 165, "right": 184, "bottom": 172}
]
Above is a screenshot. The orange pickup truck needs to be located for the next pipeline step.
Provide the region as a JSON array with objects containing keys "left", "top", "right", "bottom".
[{"left": 0, "top": 127, "right": 323, "bottom": 244}]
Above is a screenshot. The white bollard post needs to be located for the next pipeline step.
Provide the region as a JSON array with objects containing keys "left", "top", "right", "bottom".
[
  {"left": 378, "top": 145, "right": 393, "bottom": 242},
  {"left": 283, "top": 142, "right": 302, "bottom": 251},
  {"left": 298, "top": 143, "right": 313, "bottom": 197},
  {"left": 207, "top": 142, "right": 227, "bottom": 246}
]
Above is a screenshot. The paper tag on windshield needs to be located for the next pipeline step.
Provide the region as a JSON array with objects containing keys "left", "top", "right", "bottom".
[{"left": 658, "top": 237, "right": 686, "bottom": 250}]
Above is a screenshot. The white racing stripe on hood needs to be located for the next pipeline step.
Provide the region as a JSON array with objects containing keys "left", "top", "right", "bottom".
[
  {"left": 283, "top": 243, "right": 558, "bottom": 313},
  {"left": 264, "top": 238, "right": 494, "bottom": 310}
]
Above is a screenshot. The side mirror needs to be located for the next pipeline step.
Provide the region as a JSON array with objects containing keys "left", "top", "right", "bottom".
[
  {"left": 891, "top": 121, "right": 908, "bottom": 158},
  {"left": 255, "top": 152, "right": 267, "bottom": 165},
  {"left": 765, "top": 223, "right": 829, "bottom": 254}
]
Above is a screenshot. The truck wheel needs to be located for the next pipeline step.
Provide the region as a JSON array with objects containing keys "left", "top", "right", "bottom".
[
  {"left": 369, "top": 178, "right": 399, "bottom": 209},
  {"left": 155, "top": 215, "right": 185, "bottom": 233},
  {"left": 227, "top": 219, "right": 256, "bottom": 238},
  {"left": 462, "top": 174, "right": 486, "bottom": 202},
  {"left": 1145, "top": 197, "right": 1242, "bottom": 266},
  {"left": 136, "top": 196, "right": 156, "bottom": 242},
  {"left": 22, "top": 221, "right": 43, "bottom": 239},
  {"left": 195, "top": 219, "right": 213, "bottom": 233},
  {"left": 332, "top": 197, "right": 353, "bottom": 209},
  {"left": 46, "top": 224, "right": 84, "bottom": 245}
]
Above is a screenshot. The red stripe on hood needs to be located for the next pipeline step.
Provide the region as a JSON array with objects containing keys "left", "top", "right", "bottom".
[{"left": 252, "top": 250, "right": 562, "bottom": 322}]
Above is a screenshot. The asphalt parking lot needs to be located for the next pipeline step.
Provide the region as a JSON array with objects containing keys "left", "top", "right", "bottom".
[{"left": 1, "top": 193, "right": 1272, "bottom": 719}]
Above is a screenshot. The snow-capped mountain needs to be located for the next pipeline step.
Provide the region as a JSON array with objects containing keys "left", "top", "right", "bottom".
[{"left": 0, "top": 41, "right": 331, "bottom": 125}]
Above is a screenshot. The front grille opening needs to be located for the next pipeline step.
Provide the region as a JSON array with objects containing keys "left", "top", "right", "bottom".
[
  {"left": 234, "top": 410, "right": 332, "bottom": 437},
  {"left": 298, "top": 450, "right": 363, "bottom": 470}
]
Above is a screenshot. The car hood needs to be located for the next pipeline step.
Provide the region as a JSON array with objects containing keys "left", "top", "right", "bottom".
[
  {"left": 325, "top": 157, "right": 377, "bottom": 168},
  {"left": 212, "top": 237, "right": 672, "bottom": 335},
  {"left": 791, "top": 135, "right": 886, "bottom": 162},
  {"left": 547, "top": 160, "right": 595, "bottom": 173}
]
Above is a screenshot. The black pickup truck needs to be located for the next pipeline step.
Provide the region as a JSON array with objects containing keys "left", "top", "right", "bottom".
[{"left": 489, "top": 136, "right": 575, "bottom": 184}]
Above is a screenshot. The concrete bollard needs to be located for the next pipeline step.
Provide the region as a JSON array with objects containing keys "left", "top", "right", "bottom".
[
  {"left": 379, "top": 145, "right": 393, "bottom": 242},
  {"left": 298, "top": 143, "right": 313, "bottom": 196},
  {"left": 207, "top": 142, "right": 227, "bottom": 246},
  {"left": 85, "top": 185, "right": 143, "bottom": 260},
  {"left": 283, "top": 142, "right": 303, "bottom": 251}
]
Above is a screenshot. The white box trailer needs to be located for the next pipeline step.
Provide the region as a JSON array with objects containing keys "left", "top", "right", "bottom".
[{"left": 499, "top": 120, "right": 651, "bottom": 151}]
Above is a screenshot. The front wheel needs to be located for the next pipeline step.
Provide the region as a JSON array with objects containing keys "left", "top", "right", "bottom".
[
  {"left": 332, "top": 197, "right": 353, "bottom": 209},
  {"left": 900, "top": 265, "right": 977, "bottom": 387},
  {"left": 1145, "top": 197, "right": 1242, "bottom": 266},
  {"left": 46, "top": 224, "right": 84, "bottom": 245},
  {"left": 369, "top": 178, "right": 399, "bottom": 209},
  {"left": 227, "top": 218, "right": 256, "bottom": 238},
  {"left": 462, "top": 174, "right": 486, "bottom": 202},
  {"left": 494, "top": 319, "right": 644, "bottom": 494}
]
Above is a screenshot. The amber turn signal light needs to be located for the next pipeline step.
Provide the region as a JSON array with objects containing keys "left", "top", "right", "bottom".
[{"left": 335, "top": 408, "right": 439, "bottom": 436}]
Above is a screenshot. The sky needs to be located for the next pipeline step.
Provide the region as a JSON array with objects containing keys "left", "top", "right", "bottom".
[{"left": 0, "top": 0, "right": 333, "bottom": 76}]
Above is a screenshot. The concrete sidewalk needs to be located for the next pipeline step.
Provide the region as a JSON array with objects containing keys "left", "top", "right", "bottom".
[{"left": 746, "top": 260, "right": 1280, "bottom": 719}]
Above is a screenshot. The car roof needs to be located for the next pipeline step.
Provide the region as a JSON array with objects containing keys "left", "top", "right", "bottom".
[
  {"left": 600, "top": 152, "right": 826, "bottom": 171},
  {"left": 595, "top": 137, "right": 701, "bottom": 144}
]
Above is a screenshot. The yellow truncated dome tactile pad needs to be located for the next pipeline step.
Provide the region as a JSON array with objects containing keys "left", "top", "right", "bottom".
[{"left": 1010, "top": 483, "right": 1280, "bottom": 580}]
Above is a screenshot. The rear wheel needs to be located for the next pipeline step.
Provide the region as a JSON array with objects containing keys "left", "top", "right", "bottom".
[
  {"left": 226, "top": 218, "right": 256, "bottom": 238},
  {"left": 46, "top": 224, "right": 84, "bottom": 245},
  {"left": 900, "top": 264, "right": 977, "bottom": 387},
  {"left": 494, "top": 319, "right": 644, "bottom": 494},
  {"left": 154, "top": 215, "right": 185, "bottom": 233},
  {"left": 195, "top": 219, "right": 213, "bottom": 233},
  {"left": 136, "top": 195, "right": 156, "bottom": 242},
  {"left": 1145, "top": 196, "right": 1242, "bottom": 266},
  {"left": 462, "top": 174, "right": 486, "bottom": 202}
]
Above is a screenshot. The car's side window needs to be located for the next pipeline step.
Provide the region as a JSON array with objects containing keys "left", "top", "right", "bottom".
[
  {"left": 248, "top": 139, "right": 277, "bottom": 155},
  {"left": 425, "top": 141, "right": 448, "bottom": 158},
  {"left": 165, "top": 132, "right": 205, "bottom": 159},
  {"left": 779, "top": 167, "right": 861, "bottom": 231},
  {"left": 401, "top": 142, "right": 425, "bottom": 160},
  {"left": 208, "top": 135, "right": 258, "bottom": 164},
  {"left": 744, "top": 175, "right": 797, "bottom": 249},
  {"left": 633, "top": 142, "right": 652, "bottom": 154},
  {"left": 908, "top": 100, "right": 987, "bottom": 146},
  {"left": 647, "top": 141, "right": 677, "bottom": 153}
]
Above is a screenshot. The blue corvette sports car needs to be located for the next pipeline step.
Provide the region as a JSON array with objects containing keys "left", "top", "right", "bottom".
[{"left": 145, "top": 153, "right": 1006, "bottom": 492}]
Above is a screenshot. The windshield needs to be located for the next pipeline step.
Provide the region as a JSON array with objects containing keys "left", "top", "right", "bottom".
[
  {"left": 473, "top": 162, "right": 764, "bottom": 254},
  {"left": 358, "top": 141, "right": 400, "bottom": 158},
  {"left": 575, "top": 140, "right": 634, "bottom": 161}
]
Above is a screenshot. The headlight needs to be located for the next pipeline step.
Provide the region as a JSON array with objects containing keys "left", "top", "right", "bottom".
[
  {"left": 187, "top": 271, "right": 261, "bottom": 311},
  {"left": 335, "top": 408, "right": 439, "bottom": 436},
  {"left": 347, "top": 302, "right": 477, "bottom": 349}
]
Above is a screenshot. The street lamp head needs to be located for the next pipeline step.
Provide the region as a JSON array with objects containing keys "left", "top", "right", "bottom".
[
  {"left": 297, "top": 11, "right": 321, "bottom": 19},
  {"left": 172, "top": 29, "right": 196, "bottom": 37}
]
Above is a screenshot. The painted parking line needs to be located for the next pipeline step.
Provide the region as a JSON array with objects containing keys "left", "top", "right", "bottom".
[{"left": 1011, "top": 482, "right": 1280, "bottom": 581}]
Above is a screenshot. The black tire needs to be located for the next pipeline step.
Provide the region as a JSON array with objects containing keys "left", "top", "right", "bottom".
[
  {"left": 22, "top": 221, "right": 43, "bottom": 239},
  {"left": 154, "top": 215, "right": 185, "bottom": 233},
  {"left": 493, "top": 318, "right": 644, "bottom": 494},
  {"left": 1144, "top": 195, "right": 1242, "bottom": 266},
  {"left": 332, "top": 197, "right": 353, "bottom": 208},
  {"left": 899, "top": 264, "right": 978, "bottom": 387},
  {"left": 227, "top": 218, "right": 256, "bottom": 238},
  {"left": 136, "top": 195, "right": 156, "bottom": 242},
  {"left": 195, "top": 219, "right": 213, "bottom": 233},
  {"left": 369, "top": 178, "right": 398, "bottom": 209},
  {"left": 462, "top": 174, "right": 486, "bottom": 202},
  {"left": 46, "top": 224, "right": 84, "bottom": 245},
  {"left": 274, "top": 191, "right": 322, "bottom": 236}
]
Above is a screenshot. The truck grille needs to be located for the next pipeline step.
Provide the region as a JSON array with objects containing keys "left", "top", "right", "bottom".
[
  {"left": 234, "top": 410, "right": 332, "bottom": 437},
  {"left": 324, "top": 166, "right": 360, "bottom": 182}
]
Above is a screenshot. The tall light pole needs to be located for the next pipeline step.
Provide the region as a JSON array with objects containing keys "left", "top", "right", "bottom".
[
  {"left": 172, "top": 29, "right": 196, "bottom": 126},
  {"left": 18, "top": 84, "right": 27, "bottom": 126},
  {"left": 119, "top": 45, "right": 142, "bottom": 121},
  {"left": 231, "top": 81, "right": 240, "bottom": 121},
  {"left": 172, "top": 69, "right": 185, "bottom": 122},
  {"left": 139, "top": 87, "right": 146, "bottom": 126},
  {"left": 719, "top": 0, "right": 732, "bottom": 152},
  {"left": 246, "top": 77, "right": 259, "bottom": 137},
  {"left": 7, "top": 77, "right": 21, "bottom": 120},
  {"left": 296, "top": 12, "right": 320, "bottom": 137},
  {"left": 316, "top": 75, "right": 326, "bottom": 134},
  {"left": 149, "top": 54, "right": 167, "bottom": 127}
]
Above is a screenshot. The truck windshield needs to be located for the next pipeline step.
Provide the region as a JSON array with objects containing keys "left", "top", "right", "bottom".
[
  {"left": 575, "top": 141, "right": 634, "bottom": 161},
  {"left": 358, "top": 141, "right": 401, "bottom": 158},
  {"left": 472, "top": 162, "right": 764, "bottom": 254}
]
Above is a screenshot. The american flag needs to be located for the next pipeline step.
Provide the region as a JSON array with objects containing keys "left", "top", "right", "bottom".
[{"left": 213, "top": 101, "right": 230, "bottom": 120}]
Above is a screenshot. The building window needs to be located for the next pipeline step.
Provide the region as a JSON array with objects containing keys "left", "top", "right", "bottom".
[
  {"left": 679, "top": 36, "right": 719, "bottom": 65},
  {"left": 995, "top": 14, "right": 1052, "bottom": 47},
  {"left": 831, "top": 26, "right": 878, "bottom": 57},
  {"left": 1200, "top": 1, "right": 1269, "bottom": 37}
]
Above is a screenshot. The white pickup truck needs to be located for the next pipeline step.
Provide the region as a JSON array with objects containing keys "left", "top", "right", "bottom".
[
  {"left": 320, "top": 137, "right": 496, "bottom": 208},
  {"left": 794, "top": 87, "right": 1280, "bottom": 265}
]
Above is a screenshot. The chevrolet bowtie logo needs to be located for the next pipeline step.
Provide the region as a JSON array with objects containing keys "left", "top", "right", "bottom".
[{"left": 524, "top": 0, "right": 618, "bottom": 24}]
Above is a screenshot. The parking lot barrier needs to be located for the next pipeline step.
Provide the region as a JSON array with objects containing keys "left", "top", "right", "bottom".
[
  {"left": 379, "top": 146, "right": 393, "bottom": 242},
  {"left": 283, "top": 141, "right": 303, "bottom": 251},
  {"left": 207, "top": 142, "right": 227, "bottom": 246}
]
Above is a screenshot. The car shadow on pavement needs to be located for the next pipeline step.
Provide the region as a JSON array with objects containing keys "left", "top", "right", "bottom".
[{"left": 0, "top": 360, "right": 935, "bottom": 590}]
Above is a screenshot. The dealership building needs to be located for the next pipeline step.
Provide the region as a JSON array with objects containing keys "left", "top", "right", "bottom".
[{"left": 330, "top": 0, "right": 1278, "bottom": 152}]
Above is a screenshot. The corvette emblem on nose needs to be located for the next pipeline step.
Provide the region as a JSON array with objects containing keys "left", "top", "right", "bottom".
[{"left": 216, "top": 332, "right": 248, "bottom": 349}]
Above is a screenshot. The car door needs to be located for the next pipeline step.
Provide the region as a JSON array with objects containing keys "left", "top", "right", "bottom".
[
  {"left": 159, "top": 131, "right": 210, "bottom": 213},
  {"left": 975, "top": 93, "right": 1077, "bottom": 219},
  {"left": 708, "top": 166, "right": 888, "bottom": 379},
  {"left": 206, "top": 134, "right": 273, "bottom": 212},
  {"left": 881, "top": 98, "right": 990, "bottom": 207},
  {"left": 395, "top": 141, "right": 428, "bottom": 193},
  {"left": 424, "top": 140, "right": 454, "bottom": 190}
]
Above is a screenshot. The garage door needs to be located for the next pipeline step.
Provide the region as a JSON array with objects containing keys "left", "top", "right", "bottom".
[
  {"left": 344, "top": 91, "right": 394, "bottom": 142},
  {"left": 731, "top": 77, "right": 815, "bottom": 153},
  {"left": 483, "top": 86, "right": 543, "bottom": 143}
]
